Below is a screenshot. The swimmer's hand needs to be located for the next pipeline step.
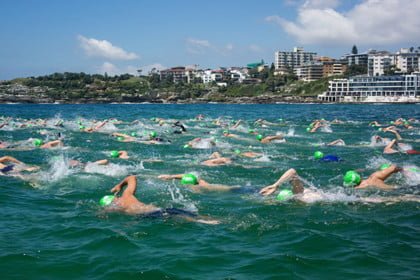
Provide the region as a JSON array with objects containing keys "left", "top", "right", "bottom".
[
  {"left": 196, "top": 219, "right": 220, "bottom": 225},
  {"left": 259, "top": 184, "right": 277, "bottom": 196}
]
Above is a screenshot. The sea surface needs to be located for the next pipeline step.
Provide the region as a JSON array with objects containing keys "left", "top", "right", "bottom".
[{"left": 0, "top": 104, "right": 419, "bottom": 279}]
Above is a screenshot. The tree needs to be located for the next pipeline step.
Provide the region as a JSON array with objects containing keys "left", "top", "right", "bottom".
[{"left": 351, "top": 45, "right": 358, "bottom": 55}]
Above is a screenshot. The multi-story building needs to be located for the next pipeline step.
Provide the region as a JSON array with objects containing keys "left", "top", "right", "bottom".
[
  {"left": 294, "top": 62, "right": 323, "bottom": 81},
  {"left": 367, "top": 51, "right": 394, "bottom": 76},
  {"left": 395, "top": 48, "right": 420, "bottom": 73},
  {"left": 317, "top": 73, "right": 420, "bottom": 103},
  {"left": 274, "top": 47, "right": 317, "bottom": 71},
  {"left": 322, "top": 60, "right": 348, "bottom": 77},
  {"left": 159, "top": 67, "right": 187, "bottom": 83},
  {"left": 344, "top": 53, "right": 368, "bottom": 66}
]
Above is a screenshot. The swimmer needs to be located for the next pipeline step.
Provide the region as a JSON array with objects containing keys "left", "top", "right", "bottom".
[
  {"left": 327, "top": 139, "right": 346, "bottom": 146},
  {"left": 111, "top": 132, "right": 136, "bottom": 142},
  {"left": 83, "top": 120, "right": 108, "bottom": 133},
  {"left": 185, "top": 138, "right": 216, "bottom": 149},
  {"left": 222, "top": 130, "right": 240, "bottom": 138},
  {"left": 172, "top": 121, "right": 187, "bottom": 134},
  {"left": 259, "top": 134, "right": 284, "bottom": 144},
  {"left": 102, "top": 175, "right": 219, "bottom": 224},
  {"left": 201, "top": 152, "right": 232, "bottom": 166},
  {"left": 369, "top": 121, "right": 382, "bottom": 127},
  {"left": 0, "top": 156, "right": 39, "bottom": 174},
  {"left": 158, "top": 173, "right": 234, "bottom": 192},
  {"left": 313, "top": 151, "right": 341, "bottom": 162},
  {"left": 259, "top": 165, "right": 402, "bottom": 197},
  {"left": 230, "top": 120, "right": 242, "bottom": 129},
  {"left": 40, "top": 140, "right": 63, "bottom": 149},
  {"left": 110, "top": 150, "right": 129, "bottom": 159}
]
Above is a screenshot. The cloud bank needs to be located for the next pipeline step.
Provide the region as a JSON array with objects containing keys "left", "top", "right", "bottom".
[{"left": 266, "top": 0, "right": 420, "bottom": 45}]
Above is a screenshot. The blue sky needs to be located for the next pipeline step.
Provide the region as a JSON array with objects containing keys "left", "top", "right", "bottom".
[{"left": 1, "top": 0, "right": 419, "bottom": 79}]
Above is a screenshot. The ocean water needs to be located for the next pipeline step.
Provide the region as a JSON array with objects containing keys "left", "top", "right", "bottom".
[{"left": 0, "top": 104, "right": 419, "bottom": 279}]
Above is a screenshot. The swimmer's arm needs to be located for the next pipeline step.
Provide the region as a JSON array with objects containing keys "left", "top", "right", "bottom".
[
  {"left": 93, "top": 159, "right": 109, "bottom": 165},
  {"left": 0, "top": 156, "right": 23, "bottom": 164},
  {"left": 259, "top": 168, "right": 297, "bottom": 196},
  {"left": 158, "top": 174, "right": 184, "bottom": 180},
  {"left": 383, "top": 139, "right": 398, "bottom": 154},
  {"left": 111, "top": 132, "right": 129, "bottom": 138},
  {"left": 111, "top": 175, "right": 137, "bottom": 195}
]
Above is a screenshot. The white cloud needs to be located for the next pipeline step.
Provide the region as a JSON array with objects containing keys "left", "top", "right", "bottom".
[
  {"left": 186, "top": 38, "right": 234, "bottom": 55},
  {"left": 267, "top": 0, "right": 420, "bottom": 45},
  {"left": 99, "top": 62, "right": 140, "bottom": 76},
  {"left": 302, "top": 0, "right": 339, "bottom": 9},
  {"left": 186, "top": 38, "right": 212, "bottom": 54},
  {"left": 78, "top": 35, "right": 139, "bottom": 60}
]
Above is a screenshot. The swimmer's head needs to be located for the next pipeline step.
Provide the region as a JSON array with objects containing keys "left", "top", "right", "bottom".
[
  {"left": 313, "top": 151, "right": 324, "bottom": 160},
  {"left": 306, "top": 127, "right": 311, "bottom": 132},
  {"left": 79, "top": 125, "right": 85, "bottom": 130},
  {"left": 379, "top": 163, "right": 391, "bottom": 170},
  {"left": 234, "top": 149, "right": 241, "bottom": 154},
  {"left": 33, "top": 139, "right": 43, "bottom": 147},
  {"left": 117, "top": 136, "right": 124, "bottom": 141},
  {"left": 130, "top": 132, "right": 137, "bottom": 137},
  {"left": 150, "top": 131, "right": 157, "bottom": 138},
  {"left": 183, "top": 144, "right": 190, "bottom": 149},
  {"left": 276, "top": 189, "right": 293, "bottom": 201},
  {"left": 248, "top": 129, "right": 255, "bottom": 134},
  {"left": 181, "top": 174, "right": 198, "bottom": 185},
  {"left": 110, "top": 150, "right": 119, "bottom": 158},
  {"left": 343, "top": 170, "right": 361, "bottom": 187},
  {"left": 256, "top": 134, "right": 263, "bottom": 141},
  {"left": 223, "top": 130, "right": 229, "bottom": 135},
  {"left": 99, "top": 195, "right": 115, "bottom": 207}
]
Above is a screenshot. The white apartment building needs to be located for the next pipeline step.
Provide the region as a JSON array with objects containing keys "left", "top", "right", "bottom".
[
  {"left": 367, "top": 51, "right": 395, "bottom": 76},
  {"left": 395, "top": 48, "right": 420, "bottom": 73},
  {"left": 274, "top": 47, "right": 316, "bottom": 71}
]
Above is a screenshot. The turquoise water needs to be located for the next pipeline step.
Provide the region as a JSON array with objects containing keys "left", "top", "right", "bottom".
[{"left": 0, "top": 104, "right": 419, "bottom": 279}]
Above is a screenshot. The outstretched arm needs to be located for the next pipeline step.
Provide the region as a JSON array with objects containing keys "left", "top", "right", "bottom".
[
  {"left": 158, "top": 174, "right": 184, "bottom": 180},
  {"left": 383, "top": 139, "right": 398, "bottom": 154},
  {"left": 0, "top": 156, "right": 23, "bottom": 164},
  {"left": 259, "top": 168, "right": 297, "bottom": 196},
  {"left": 110, "top": 175, "right": 137, "bottom": 196}
]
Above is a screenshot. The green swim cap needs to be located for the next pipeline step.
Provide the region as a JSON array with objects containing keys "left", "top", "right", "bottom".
[
  {"left": 378, "top": 128, "right": 382, "bottom": 131},
  {"left": 248, "top": 129, "right": 255, "bottom": 134},
  {"left": 117, "top": 136, "right": 124, "bottom": 141},
  {"left": 390, "top": 121, "right": 394, "bottom": 124},
  {"left": 379, "top": 163, "right": 391, "bottom": 170},
  {"left": 314, "top": 151, "right": 324, "bottom": 160},
  {"left": 99, "top": 195, "right": 115, "bottom": 206},
  {"left": 404, "top": 121, "right": 409, "bottom": 125},
  {"left": 181, "top": 174, "right": 198, "bottom": 185},
  {"left": 183, "top": 144, "right": 190, "bottom": 149},
  {"left": 306, "top": 127, "right": 311, "bottom": 132},
  {"left": 110, "top": 150, "right": 119, "bottom": 158},
  {"left": 130, "top": 132, "right": 137, "bottom": 137},
  {"left": 79, "top": 125, "right": 85, "bottom": 130},
  {"left": 223, "top": 130, "right": 229, "bottom": 134},
  {"left": 278, "top": 118, "right": 283, "bottom": 122},
  {"left": 276, "top": 189, "right": 293, "bottom": 201},
  {"left": 256, "top": 134, "right": 263, "bottom": 141},
  {"left": 343, "top": 171, "right": 361, "bottom": 187},
  {"left": 33, "top": 139, "right": 43, "bottom": 147},
  {"left": 150, "top": 131, "right": 157, "bottom": 138},
  {"left": 309, "top": 123, "right": 314, "bottom": 128},
  {"left": 234, "top": 149, "right": 241, "bottom": 154}
]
